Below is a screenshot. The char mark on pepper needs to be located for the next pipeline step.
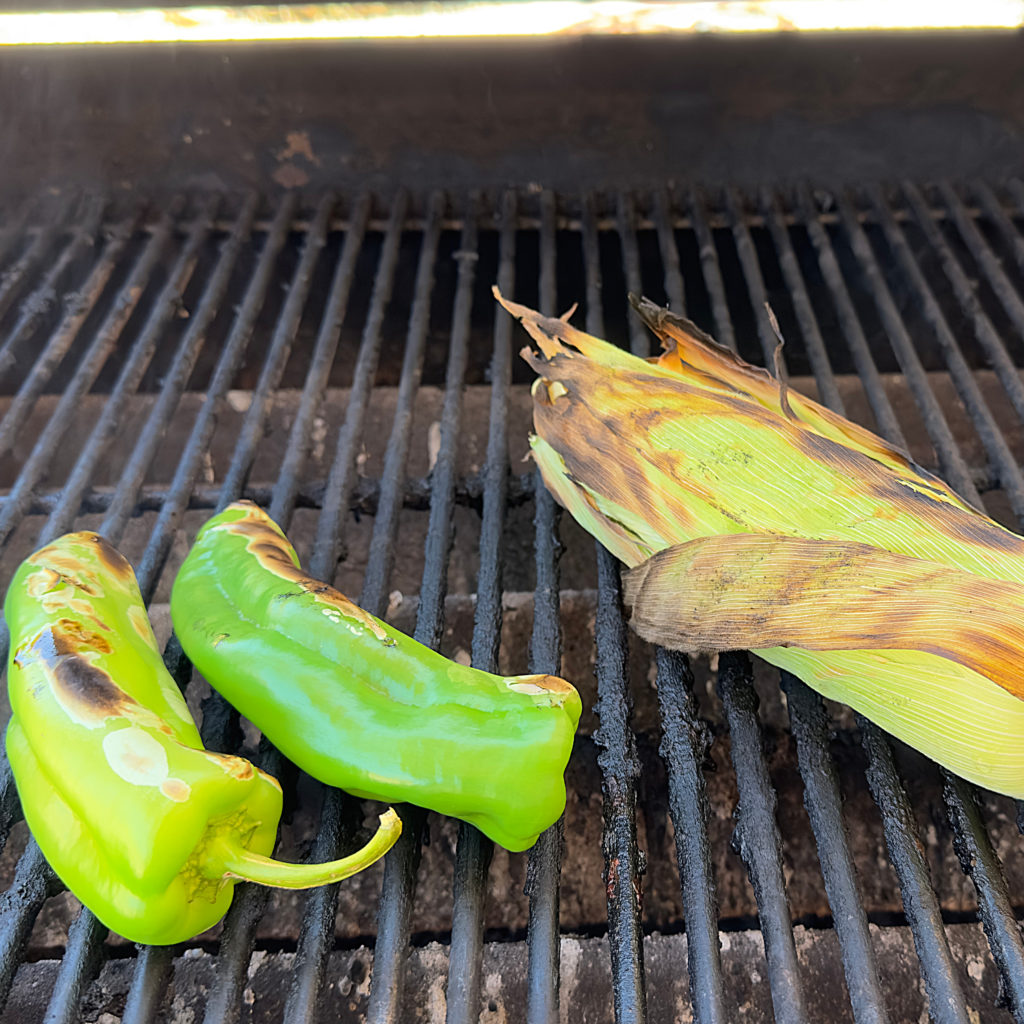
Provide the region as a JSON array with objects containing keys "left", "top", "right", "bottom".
[
  {"left": 88, "top": 534, "right": 136, "bottom": 580},
  {"left": 16, "top": 624, "right": 136, "bottom": 722},
  {"left": 24, "top": 559, "right": 99, "bottom": 597},
  {"left": 219, "top": 502, "right": 393, "bottom": 643}
]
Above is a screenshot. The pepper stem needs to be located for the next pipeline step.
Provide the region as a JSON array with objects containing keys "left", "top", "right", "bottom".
[{"left": 211, "top": 808, "right": 402, "bottom": 889}]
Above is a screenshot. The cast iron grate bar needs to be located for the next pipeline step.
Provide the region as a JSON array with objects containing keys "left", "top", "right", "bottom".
[
  {"left": 524, "top": 187, "right": 564, "bottom": 1024},
  {"left": 940, "top": 181, "right": 1024, "bottom": 347},
  {"left": 719, "top": 652, "right": 810, "bottom": 1024},
  {"left": 687, "top": 188, "right": 735, "bottom": 354},
  {"left": 759, "top": 187, "right": 847, "bottom": 415},
  {"left": 43, "top": 908, "right": 107, "bottom": 1024},
  {"left": 0, "top": 842, "right": 59, "bottom": 1007},
  {"left": 214, "top": 193, "right": 338, "bottom": 515},
  {"left": 724, "top": 186, "right": 784, "bottom": 368},
  {"left": 0, "top": 199, "right": 40, "bottom": 290},
  {"left": 616, "top": 190, "right": 649, "bottom": 356},
  {"left": 944, "top": 771, "right": 1024, "bottom": 1022},
  {"left": 653, "top": 189, "right": 686, "bottom": 324},
  {"left": 119, "top": 945, "right": 174, "bottom": 1024},
  {"left": 0, "top": 195, "right": 108, "bottom": 379},
  {"left": 582, "top": 191, "right": 648, "bottom": 1024},
  {"left": 312, "top": 190, "right": 409, "bottom": 572},
  {"left": 647, "top": 191, "right": 728, "bottom": 1024},
  {"left": 975, "top": 180, "right": 1024, "bottom": 282},
  {"left": 796, "top": 183, "right": 909, "bottom": 449},
  {"left": 0, "top": 193, "right": 76, "bottom": 330},
  {"left": 0, "top": 472, "right": 537, "bottom": 520},
  {"left": 907, "top": 182, "right": 1024, "bottom": 429},
  {"left": 862, "top": 718, "right": 973, "bottom": 1024},
  {"left": 341, "top": 190, "right": 434, "bottom": 614},
  {"left": 0, "top": 748, "right": 18, "bottom": 864},
  {"left": 654, "top": 188, "right": 686, "bottom": 315},
  {"left": 444, "top": 189, "right": 517, "bottom": 1024},
  {"left": 782, "top": 675, "right": 890, "bottom": 1024},
  {"left": 653, "top": 648, "right": 727, "bottom": 1024}
]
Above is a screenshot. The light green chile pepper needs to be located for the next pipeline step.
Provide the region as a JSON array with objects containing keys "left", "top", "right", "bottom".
[
  {"left": 170, "top": 502, "right": 582, "bottom": 851},
  {"left": 4, "top": 530, "right": 400, "bottom": 945}
]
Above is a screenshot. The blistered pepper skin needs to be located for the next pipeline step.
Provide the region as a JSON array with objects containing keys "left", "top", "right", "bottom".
[
  {"left": 5, "top": 532, "right": 400, "bottom": 945},
  {"left": 171, "top": 502, "right": 582, "bottom": 852}
]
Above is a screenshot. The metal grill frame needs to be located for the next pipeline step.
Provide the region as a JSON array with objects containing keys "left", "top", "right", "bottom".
[{"left": 0, "top": 183, "right": 1021, "bottom": 1023}]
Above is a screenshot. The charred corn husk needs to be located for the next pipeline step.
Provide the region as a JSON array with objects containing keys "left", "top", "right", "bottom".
[{"left": 495, "top": 286, "right": 1024, "bottom": 798}]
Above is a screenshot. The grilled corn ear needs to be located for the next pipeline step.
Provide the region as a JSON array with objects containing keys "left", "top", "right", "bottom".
[{"left": 496, "top": 286, "right": 1024, "bottom": 797}]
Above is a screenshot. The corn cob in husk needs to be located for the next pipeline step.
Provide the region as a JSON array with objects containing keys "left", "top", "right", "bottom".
[{"left": 495, "top": 286, "right": 1024, "bottom": 798}]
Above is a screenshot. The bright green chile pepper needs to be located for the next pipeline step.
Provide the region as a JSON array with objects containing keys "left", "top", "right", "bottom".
[
  {"left": 170, "top": 501, "right": 583, "bottom": 852},
  {"left": 4, "top": 531, "right": 401, "bottom": 946}
]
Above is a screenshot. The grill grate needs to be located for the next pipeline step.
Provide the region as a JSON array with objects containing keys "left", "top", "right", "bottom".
[{"left": 0, "top": 183, "right": 1023, "bottom": 1023}]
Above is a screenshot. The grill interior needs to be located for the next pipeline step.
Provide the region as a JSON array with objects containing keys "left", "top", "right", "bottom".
[{"left": 1, "top": 183, "right": 1024, "bottom": 1023}]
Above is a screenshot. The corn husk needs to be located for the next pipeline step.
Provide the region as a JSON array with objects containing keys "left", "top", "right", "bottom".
[{"left": 495, "top": 286, "right": 1024, "bottom": 798}]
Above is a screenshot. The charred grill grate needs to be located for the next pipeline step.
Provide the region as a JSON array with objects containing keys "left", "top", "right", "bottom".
[{"left": 0, "top": 184, "right": 1022, "bottom": 1022}]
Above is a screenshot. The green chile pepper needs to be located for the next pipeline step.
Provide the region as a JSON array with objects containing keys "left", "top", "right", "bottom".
[
  {"left": 5, "top": 531, "right": 401, "bottom": 946},
  {"left": 171, "top": 502, "right": 582, "bottom": 852}
]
